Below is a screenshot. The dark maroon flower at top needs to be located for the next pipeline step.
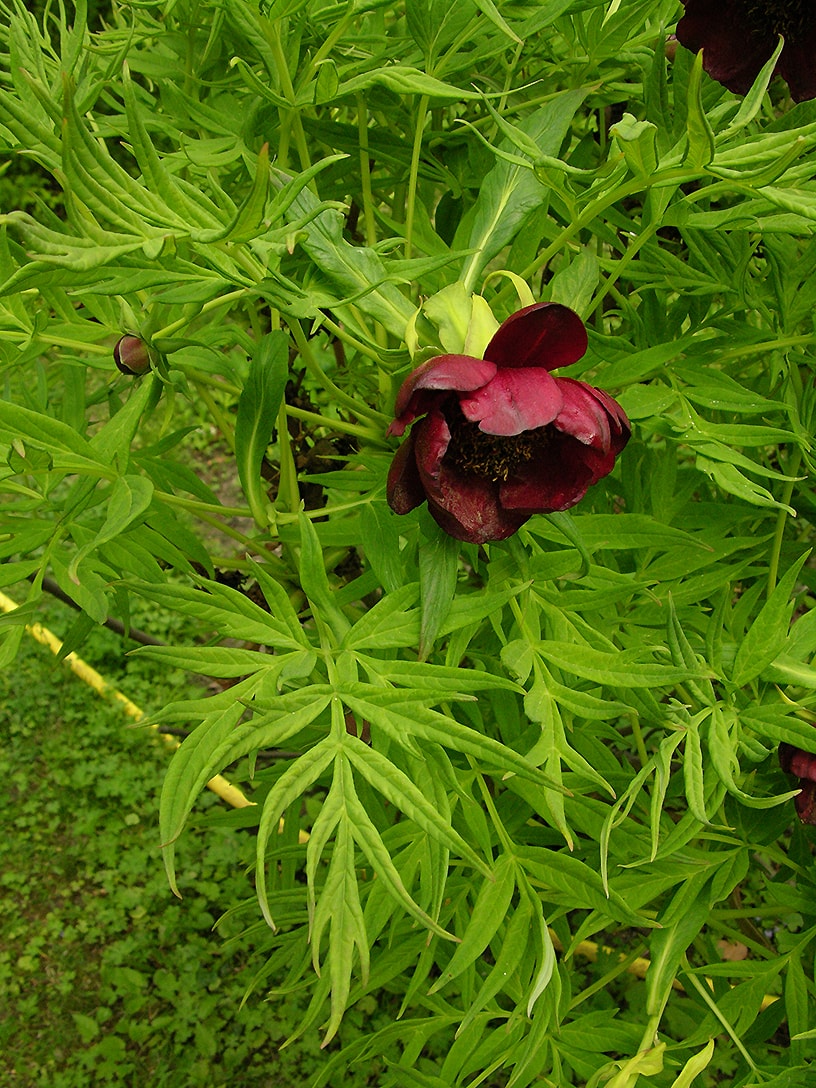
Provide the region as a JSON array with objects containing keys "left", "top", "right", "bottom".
[
  {"left": 779, "top": 742, "right": 816, "bottom": 823},
  {"left": 114, "top": 335, "right": 151, "bottom": 376},
  {"left": 386, "top": 303, "right": 630, "bottom": 545},
  {"left": 676, "top": 0, "right": 816, "bottom": 102}
]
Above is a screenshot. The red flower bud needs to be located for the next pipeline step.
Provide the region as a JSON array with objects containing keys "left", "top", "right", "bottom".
[
  {"left": 386, "top": 303, "right": 630, "bottom": 544},
  {"left": 114, "top": 335, "right": 151, "bottom": 376}
]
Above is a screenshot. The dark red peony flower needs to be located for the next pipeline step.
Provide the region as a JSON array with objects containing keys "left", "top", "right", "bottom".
[
  {"left": 114, "top": 335, "right": 151, "bottom": 376},
  {"left": 676, "top": 0, "right": 816, "bottom": 102},
  {"left": 779, "top": 742, "right": 816, "bottom": 823},
  {"left": 386, "top": 303, "right": 630, "bottom": 545}
]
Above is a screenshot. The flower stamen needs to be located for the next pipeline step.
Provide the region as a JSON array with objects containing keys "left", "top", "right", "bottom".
[
  {"left": 445, "top": 413, "right": 544, "bottom": 482},
  {"left": 744, "top": 0, "right": 808, "bottom": 41}
]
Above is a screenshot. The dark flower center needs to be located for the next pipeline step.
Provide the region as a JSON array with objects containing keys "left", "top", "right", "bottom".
[
  {"left": 744, "top": 0, "right": 810, "bottom": 41},
  {"left": 445, "top": 411, "right": 545, "bottom": 482}
]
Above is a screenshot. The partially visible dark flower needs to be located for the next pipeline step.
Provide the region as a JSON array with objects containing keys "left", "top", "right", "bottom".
[
  {"left": 386, "top": 303, "right": 630, "bottom": 545},
  {"left": 676, "top": 0, "right": 816, "bottom": 102},
  {"left": 114, "top": 335, "right": 151, "bottom": 376},
  {"left": 779, "top": 742, "right": 816, "bottom": 823}
]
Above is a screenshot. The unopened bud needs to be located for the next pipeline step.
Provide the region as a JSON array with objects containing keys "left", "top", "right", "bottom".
[{"left": 114, "top": 335, "right": 151, "bottom": 376}]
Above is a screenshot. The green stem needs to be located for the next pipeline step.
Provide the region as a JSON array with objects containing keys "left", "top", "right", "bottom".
[
  {"left": 153, "top": 490, "right": 251, "bottom": 519},
  {"left": 767, "top": 445, "right": 802, "bottom": 596},
  {"left": 405, "top": 94, "right": 430, "bottom": 261},
  {"left": 630, "top": 713, "right": 648, "bottom": 768},
  {"left": 274, "top": 401, "right": 300, "bottom": 515},
  {"left": 267, "top": 22, "right": 312, "bottom": 173},
  {"left": 356, "top": 95, "right": 378, "bottom": 248},
  {"left": 287, "top": 319, "right": 390, "bottom": 426},
  {"left": 186, "top": 370, "right": 241, "bottom": 397},
  {"left": 317, "top": 312, "right": 384, "bottom": 363},
  {"left": 303, "top": 3, "right": 355, "bottom": 86},
  {"left": 682, "top": 958, "right": 760, "bottom": 1073},
  {"left": 507, "top": 166, "right": 718, "bottom": 300},
  {"left": 194, "top": 381, "right": 236, "bottom": 454},
  {"left": 41, "top": 336, "right": 111, "bottom": 355},
  {"left": 208, "top": 552, "right": 288, "bottom": 575},
  {"left": 152, "top": 289, "right": 249, "bottom": 343},
  {"left": 718, "top": 333, "right": 815, "bottom": 362},
  {"left": 470, "top": 755, "right": 514, "bottom": 856},
  {"left": 285, "top": 404, "right": 388, "bottom": 444}
]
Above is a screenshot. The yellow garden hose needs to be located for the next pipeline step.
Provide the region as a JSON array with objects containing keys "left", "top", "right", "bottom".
[{"left": 0, "top": 589, "right": 253, "bottom": 809}]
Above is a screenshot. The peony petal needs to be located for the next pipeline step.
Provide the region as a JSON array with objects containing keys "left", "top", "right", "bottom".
[
  {"left": 412, "top": 410, "right": 526, "bottom": 543},
  {"left": 426, "top": 485, "right": 529, "bottom": 544},
  {"left": 499, "top": 434, "right": 598, "bottom": 513},
  {"left": 795, "top": 781, "right": 816, "bottom": 824},
  {"left": 787, "top": 748, "right": 816, "bottom": 783},
  {"left": 676, "top": 0, "right": 777, "bottom": 96},
  {"left": 389, "top": 354, "right": 497, "bottom": 436},
  {"left": 779, "top": 34, "right": 816, "bottom": 103},
  {"left": 484, "top": 303, "right": 588, "bottom": 371},
  {"left": 584, "top": 385, "right": 631, "bottom": 447},
  {"left": 411, "top": 408, "right": 452, "bottom": 484},
  {"left": 386, "top": 433, "right": 426, "bottom": 515},
  {"left": 458, "top": 367, "right": 563, "bottom": 436},
  {"left": 553, "top": 379, "right": 612, "bottom": 451}
]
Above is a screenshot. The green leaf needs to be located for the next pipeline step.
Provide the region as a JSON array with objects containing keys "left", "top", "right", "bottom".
[
  {"left": 344, "top": 739, "right": 488, "bottom": 876},
  {"left": 524, "top": 880, "right": 556, "bottom": 1016},
  {"left": 707, "top": 706, "right": 794, "bottom": 808},
  {"left": 341, "top": 688, "right": 558, "bottom": 787},
  {"left": 68, "top": 475, "right": 153, "bottom": 583},
  {"left": 470, "top": 0, "right": 521, "bottom": 44},
  {"left": 537, "top": 641, "right": 708, "bottom": 688},
  {"left": 683, "top": 713, "right": 710, "bottom": 825},
  {"left": 457, "top": 88, "right": 587, "bottom": 290},
  {"left": 785, "top": 948, "right": 810, "bottom": 1064},
  {"left": 160, "top": 702, "right": 246, "bottom": 894},
  {"left": 456, "top": 895, "right": 533, "bottom": 1035},
  {"left": 246, "top": 557, "right": 311, "bottom": 647},
  {"left": 255, "top": 738, "right": 338, "bottom": 925},
  {"left": 547, "top": 249, "right": 599, "bottom": 319},
  {"left": 343, "top": 584, "right": 421, "bottom": 651},
  {"left": 696, "top": 457, "right": 795, "bottom": 513},
  {"left": 131, "top": 579, "right": 308, "bottom": 650},
  {"left": 130, "top": 644, "right": 307, "bottom": 679},
  {"left": 685, "top": 51, "right": 715, "bottom": 168},
  {"left": 419, "top": 526, "right": 459, "bottom": 658},
  {"left": 235, "top": 330, "right": 289, "bottom": 525},
  {"left": 335, "top": 66, "right": 481, "bottom": 101},
  {"left": 281, "top": 181, "right": 415, "bottom": 337},
  {"left": 720, "top": 37, "right": 785, "bottom": 139},
  {"left": 89, "top": 378, "right": 156, "bottom": 468},
  {"left": 195, "top": 142, "right": 271, "bottom": 244},
  {"left": 359, "top": 501, "right": 406, "bottom": 594},
  {"left": 0, "top": 398, "right": 98, "bottom": 462},
  {"left": 297, "top": 510, "right": 351, "bottom": 642},
  {"left": 731, "top": 552, "right": 809, "bottom": 686},
  {"left": 431, "top": 855, "right": 516, "bottom": 990},
  {"left": 311, "top": 762, "right": 370, "bottom": 1045},
  {"left": 517, "top": 846, "right": 650, "bottom": 927},
  {"left": 356, "top": 656, "right": 520, "bottom": 695},
  {"left": 611, "top": 113, "right": 658, "bottom": 178},
  {"left": 341, "top": 762, "right": 458, "bottom": 942},
  {"left": 668, "top": 1040, "right": 715, "bottom": 1088}
]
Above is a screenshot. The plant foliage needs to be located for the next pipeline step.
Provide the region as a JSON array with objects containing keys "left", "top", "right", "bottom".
[{"left": 2, "top": 0, "right": 816, "bottom": 1083}]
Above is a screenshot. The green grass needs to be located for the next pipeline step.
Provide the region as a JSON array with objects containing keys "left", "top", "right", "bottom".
[{"left": 0, "top": 598, "right": 386, "bottom": 1087}]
